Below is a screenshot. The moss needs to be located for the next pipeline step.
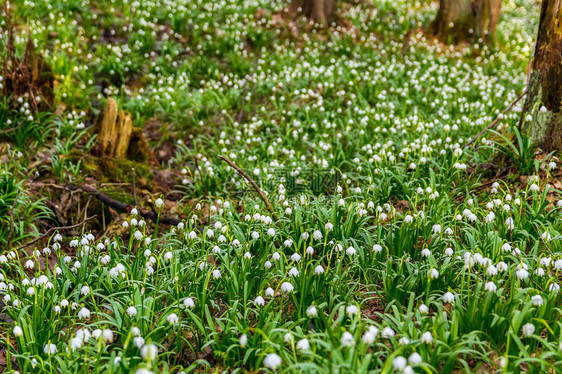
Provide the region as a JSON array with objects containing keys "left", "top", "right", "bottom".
[{"left": 67, "top": 150, "right": 153, "bottom": 186}]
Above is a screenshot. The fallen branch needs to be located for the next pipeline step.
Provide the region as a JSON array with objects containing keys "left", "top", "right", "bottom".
[
  {"left": 463, "top": 88, "right": 528, "bottom": 149},
  {"left": 218, "top": 155, "right": 278, "bottom": 221},
  {"left": 15, "top": 215, "right": 97, "bottom": 251},
  {"left": 72, "top": 184, "right": 182, "bottom": 226}
]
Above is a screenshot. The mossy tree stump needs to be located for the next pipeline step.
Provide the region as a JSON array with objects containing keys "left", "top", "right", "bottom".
[{"left": 95, "top": 98, "right": 158, "bottom": 165}]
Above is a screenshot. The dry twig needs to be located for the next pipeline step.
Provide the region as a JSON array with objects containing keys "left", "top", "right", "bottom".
[{"left": 218, "top": 155, "right": 277, "bottom": 220}]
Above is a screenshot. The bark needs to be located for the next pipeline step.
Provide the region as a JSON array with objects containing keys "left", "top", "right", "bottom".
[
  {"left": 431, "top": 0, "right": 501, "bottom": 44},
  {"left": 522, "top": 0, "right": 562, "bottom": 152},
  {"left": 289, "top": 0, "right": 337, "bottom": 26}
]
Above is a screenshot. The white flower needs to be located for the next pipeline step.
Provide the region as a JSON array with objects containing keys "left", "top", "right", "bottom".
[
  {"left": 486, "top": 265, "right": 498, "bottom": 276},
  {"left": 78, "top": 307, "right": 91, "bottom": 319},
  {"left": 314, "top": 265, "right": 324, "bottom": 274},
  {"left": 306, "top": 305, "right": 318, "bottom": 317},
  {"left": 212, "top": 270, "right": 221, "bottom": 279},
  {"left": 313, "top": 230, "right": 322, "bottom": 240},
  {"left": 443, "top": 292, "right": 455, "bottom": 304},
  {"left": 409, "top": 352, "right": 422, "bottom": 366},
  {"left": 373, "top": 244, "right": 382, "bottom": 253},
  {"left": 288, "top": 267, "right": 299, "bottom": 277},
  {"left": 325, "top": 222, "right": 334, "bottom": 231},
  {"left": 265, "top": 287, "right": 275, "bottom": 297},
  {"left": 381, "top": 327, "right": 395, "bottom": 338},
  {"left": 167, "top": 313, "right": 179, "bottom": 324},
  {"left": 102, "top": 329, "right": 114, "bottom": 342},
  {"left": 290, "top": 253, "right": 301, "bottom": 262},
  {"left": 432, "top": 224, "right": 442, "bottom": 234},
  {"left": 134, "top": 230, "right": 143, "bottom": 240},
  {"left": 444, "top": 247, "right": 454, "bottom": 256},
  {"left": 521, "top": 323, "right": 535, "bottom": 337},
  {"left": 340, "top": 331, "right": 355, "bottom": 347},
  {"left": 127, "top": 306, "right": 138, "bottom": 317},
  {"left": 280, "top": 282, "right": 294, "bottom": 293},
  {"left": 239, "top": 334, "right": 248, "bottom": 347},
  {"left": 346, "top": 305, "right": 359, "bottom": 317},
  {"left": 516, "top": 268, "right": 529, "bottom": 280},
  {"left": 418, "top": 304, "right": 429, "bottom": 314},
  {"left": 346, "top": 246, "right": 356, "bottom": 256},
  {"left": 183, "top": 297, "right": 195, "bottom": 308},
  {"left": 393, "top": 356, "right": 407, "bottom": 370},
  {"left": 531, "top": 295, "right": 544, "bottom": 306},
  {"left": 484, "top": 281, "right": 497, "bottom": 292},
  {"left": 420, "top": 331, "right": 433, "bottom": 344},
  {"left": 81, "top": 285, "right": 90, "bottom": 295},
  {"left": 264, "top": 353, "right": 282, "bottom": 370},
  {"left": 429, "top": 268, "right": 439, "bottom": 279},
  {"left": 134, "top": 337, "right": 145, "bottom": 349},
  {"left": 297, "top": 338, "right": 310, "bottom": 351},
  {"left": 141, "top": 343, "right": 158, "bottom": 360},
  {"left": 44, "top": 343, "right": 57, "bottom": 355},
  {"left": 13, "top": 325, "right": 23, "bottom": 337},
  {"left": 267, "top": 228, "right": 276, "bottom": 236},
  {"left": 362, "top": 330, "right": 376, "bottom": 345},
  {"left": 421, "top": 248, "right": 431, "bottom": 257},
  {"left": 155, "top": 198, "right": 164, "bottom": 207}
]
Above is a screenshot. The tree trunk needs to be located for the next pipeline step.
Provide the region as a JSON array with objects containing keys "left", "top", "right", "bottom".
[
  {"left": 431, "top": 0, "right": 501, "bottom": 44},
  {"left": 289, "top": 0, "right": 337, "bottom": 26},
  {"left": 522, "top": 0, "right": 562, "bottom": 152}
]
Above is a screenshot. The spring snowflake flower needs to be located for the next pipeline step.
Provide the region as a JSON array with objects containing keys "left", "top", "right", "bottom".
[
  {"left": 264, "top": 353, "right": 282, "bottom": 370},
  {"left": 340, "top": 331, "right": 355, "bottom": 347},
  {"left": 429, "top": 268, "right": 439, "bottom": 279},
  {"left": 134, "top": 337, "right": 145, "bottom": 349},
  {"left": 313, "top": 230, "right": 322, "bottom": 240},
  {"left": 541, "top": 231, "right": 552, "bottom": 241},
  {"left": 267, "top": 228, "right": 276, "bottom": 236},
  {"left": 78, "top": 307, "right": 91, "bottom": 319},
  {"left": 280, "top": 282, "right": 294, "bottom": 293},
  {"left": 381, "top": 327, "right": 395, "bottom": 338},
  {"left": 183, "top": 297, "right": 195, "bottom": 308},
  {"left": 272, "top": 252, "right": 281, "bottom": 261},
  {"left": 432, "top": 224, "right": 442, "bottom": 234},
  {"left": 409, "top": 352, "right": 422, "bottom": 366},
  {"left": 421, "top": 248, "right": 431, "bottom": 257},
  {"left": 346, "top": 305, "right": 359, "bottom": 317},
  {"left": 325, "top": 222, "right": 334, "bottom": 231},
  {"left": 141, "top": 343, "right": 158, "bottom": 360},
  {"left": 212, "top": 270, "right": 221, "bottom": 279},
  {"left": 485, "top": 282, "right": 497, "bottom": 292},
  {"left": 13, "top": 325, "right": 23, "bottom": 337},
  {"left": 531, "top": 295, "right": 544, "bottom": 306},
  {"left": 265, "top": 287, "right": 275, "bottom": 297},
  {"left": 167, "top": 313, "right": 179, "bottom": 324},
  {"left": 521, "top": 323, "right": 535, "bottom": 337},
  {"left": 443, "top": 292, "right": 455, "bottom": 304},
  {"left": 373, "top": 244, "right": 382, "bottom": 253},
  {"left": 155, "top": 198, "right": 164, "bottom": 207},
  {"left": 444, "top": 247, "right": 454, "bottom": 256},
  {"left": 516, "top": 267, "right": 529, "bottom": 280},
  {"left": 346, "top": 246, "right": 356, "bottom": 256},
  {"left": 418, "top": 304, "right": 429, "bottom": 314},
  {"left": 297, "top": 338, "right": 310, "bottom": 351},
  {"left": 420, "top": 331, "right": 433, "bottom": 344},
  {"left": 44, "top": 343, "right": 57, "bottom": 355},
  {"left": 393, "top": 356, "right": 407, "bottom": 370},
  {"left": 306, "top": 305, "right": 318, "bottom": 317},
  {"left": 314, "top": 265, "right": 324, "bottom": 274},
  {"left": 127, "top": 306, "right": 138, "bottom": 317},
  {"left": 239, "top": 334, "right": 248, "bottom": 347}
]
